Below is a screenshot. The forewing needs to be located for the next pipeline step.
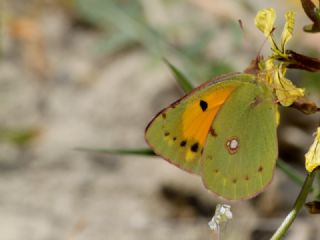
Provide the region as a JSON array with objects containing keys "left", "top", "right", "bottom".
[
  {"left": 145, "top": 73, "right": 256, "bottom": 174},
  {"left": 201, "top": 81, "right": 278, "bottom": 199}
]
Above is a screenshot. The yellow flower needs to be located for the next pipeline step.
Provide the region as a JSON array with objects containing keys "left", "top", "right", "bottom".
[
  {"left": 258, "top": 59, "right": 304, "bottom": 107},
  {"left": 255, "top": 8, "right": 296, "bottom": 57},
  {"left": 255, "top": 8, "right": 278, "bottom": 52},
  {"left": 259, "top": 58, "right": 276, "bottom": 85},
  {"left": 255, "top": 8, "right": 276, "bottom": 37},
  {"left": 280, "top": 11, "right": 295, "bottom": 52},
  {"left": 256, "top": 8, "right": 304, "bottom": 106},
  {"left": 273, "top": 64, "right": 304, "bottom": 106},
  {"left": 305, "top": 128, "right": 320, "bottom": 173},
  {"left": 208, "top": 204, "right": 232, "bottom": 232}
]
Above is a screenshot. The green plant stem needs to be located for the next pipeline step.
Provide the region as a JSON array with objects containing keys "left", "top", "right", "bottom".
[{"left": 271, "top": 170, "right": 316, "bottom": 240}]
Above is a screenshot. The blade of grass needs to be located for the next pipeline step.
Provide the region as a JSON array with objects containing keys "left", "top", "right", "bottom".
[
  {"left": 78, "top": 146, "right": 307, "bottom": 189},
  {"left": 96, "top": 32, "right": 135, "bottom": 56},
  {"left": 76, "top": 147, "right": 156, "bottom": 156},
  {"left": 277, "top": 159, "right": 305, "bottom": 187},
  {"left": 163, "top": 58, "right": 194, "bottom": 93},
  {"left": 76, "top": 0, "right": 207, "bottom": 80}
]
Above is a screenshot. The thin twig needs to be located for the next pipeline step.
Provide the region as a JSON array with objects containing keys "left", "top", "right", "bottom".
[{"left": 300, "top": 0, "right": 318, "bottom": 23}]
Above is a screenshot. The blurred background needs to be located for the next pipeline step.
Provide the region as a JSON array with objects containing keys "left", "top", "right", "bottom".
[{"left": 0, "top": 0, "right": 320, "bottom": 239}]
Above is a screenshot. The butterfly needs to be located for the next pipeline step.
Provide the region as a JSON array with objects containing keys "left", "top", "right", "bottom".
[{"left": 145, "top": 72, "right": 278, "bottom": 200}]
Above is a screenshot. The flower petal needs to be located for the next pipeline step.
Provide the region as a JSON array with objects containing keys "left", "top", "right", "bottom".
[
  {"left": 274, "top": 67, "right": 304, "bottom": 106},
  {"left": 280, "top": 11, "right": 296, "bottom": 51},
  {"left": 255, "top": 8, "right": 276, "bottom": 36},
  {"left": 208, "top": 219, "right": 218, "bottom": 231},
  {"left": 305, "top": 127, "right": 320, "bottom": 173},
  {"left": 208, "top": 204, "right": 232, "bottom": 232}
]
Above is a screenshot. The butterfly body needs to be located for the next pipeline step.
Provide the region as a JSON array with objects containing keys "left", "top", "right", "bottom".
[{"left": 145, "top": 73, "right": 278, "bottom": 200}]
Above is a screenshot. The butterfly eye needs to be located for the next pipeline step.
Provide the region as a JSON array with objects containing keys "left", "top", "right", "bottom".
[{"left": 226, "top": 137, "right": 240, "bottom": 154}]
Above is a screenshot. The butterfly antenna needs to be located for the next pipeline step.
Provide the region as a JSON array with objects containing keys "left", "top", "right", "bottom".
[
  {"left": 244, "top": 27, "right": 277, "bottom": 74},
  {"left": 238, "top": 19, "right": 259, "bottom": 73},
  {"left": 238, "top": 19, "right": 244, "bottom": 32},
  {"left": 237, "top": 19, "right": 250, "bottom": 54},
  {"left": 256, "top": 27, "right": 276, "bottom": 57}
]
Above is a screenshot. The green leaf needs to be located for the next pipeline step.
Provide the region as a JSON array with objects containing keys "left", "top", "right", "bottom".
[{"left": 163, "top": 58, "right": 194, "bottom": 93}]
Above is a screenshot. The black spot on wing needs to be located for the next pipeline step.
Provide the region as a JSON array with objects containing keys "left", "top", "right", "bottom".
[
  {"left": 191, "top": 143, "right": 199, "bottom": 152},
  {"left": 164, "top": 131, "right": 170, "bottom": 136},
  {"left": 200, "top": 100, "right": 208, "bottom": 111},
  {"left": 180, "top": 140, "right": 187, "bottom": 147}
]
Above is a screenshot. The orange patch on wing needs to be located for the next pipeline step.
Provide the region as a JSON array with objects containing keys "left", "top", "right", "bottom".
[{"left": 182, "top": 86, "right": 236, "bottom": 147}]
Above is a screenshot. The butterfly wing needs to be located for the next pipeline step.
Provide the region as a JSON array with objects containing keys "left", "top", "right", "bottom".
[
  {"left": 145, "top": 73, "right": 256, "bottom": 174},
  {"left": 201, "top": 81, "right": 278, "bottom": 200}
]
